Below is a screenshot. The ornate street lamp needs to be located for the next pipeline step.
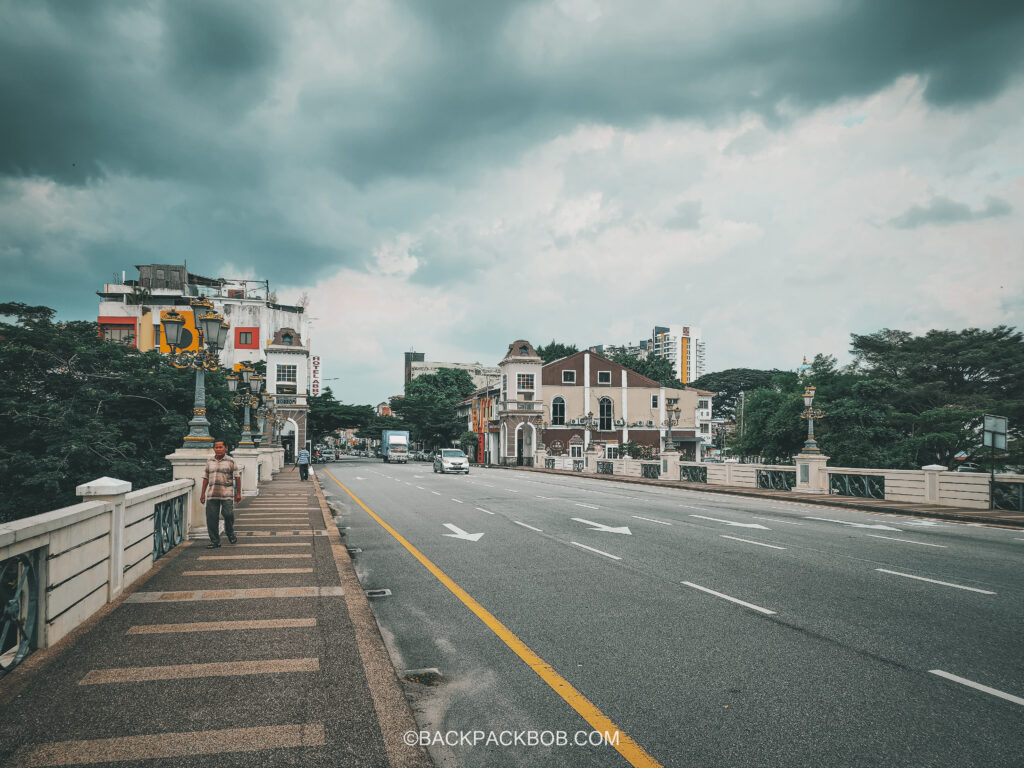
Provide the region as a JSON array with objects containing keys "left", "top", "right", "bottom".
[
  {"left": 227, "top": 367, "right": 263, "bottom": 447},
  {"left": 662, "top": 406, "right": 681, "bottom": 452},
  {"left": 160, "top": 299, "right": 227, "bottom": 448},
  {"left": 799, "top": 386, "right": 825, "bottom": 453}
]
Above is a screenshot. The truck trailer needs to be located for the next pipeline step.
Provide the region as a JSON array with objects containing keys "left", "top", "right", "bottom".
[{"left": 381, "top": 430, "right": 410, "bottom": 463}]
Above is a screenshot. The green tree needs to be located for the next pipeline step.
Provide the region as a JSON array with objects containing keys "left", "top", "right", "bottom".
[
  {"left": 607, "top": 350, "right": 679, "bottom": 388},
  {"left": 390, "top": 368, "right": 475, "bottom": 447},
  {"left": 535, "top": 340, "right": 578, "bottom": 364},
  {"left": 307, "top": 388, "right": 374, "bottom": 445},
  {"left": 689, "top": 368, "right": 784, "bottom": 420},
  {"left": 0, "top": 303, "right": 241, "bottom": 523}
]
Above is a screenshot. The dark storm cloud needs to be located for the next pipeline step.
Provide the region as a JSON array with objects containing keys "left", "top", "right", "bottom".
[
  {"left": 890, "top": 196, "right": 1013, "bottom": 229},
  {"left": 1, "top": 0, "right": 1023, "bottom": 316},
  {"left": 0, "top": 0, "right": 280, "bottom": 185},
  {"left": 325, "top": 0, "right": 1024, "bottom": 182}
]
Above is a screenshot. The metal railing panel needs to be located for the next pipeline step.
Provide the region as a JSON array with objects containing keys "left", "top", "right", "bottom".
[
  {"left": 829, "top": 473, "right": 885, "bottom": 499},
  {"left": 0, "top": 548, "right": 40, "bottom": 677}
]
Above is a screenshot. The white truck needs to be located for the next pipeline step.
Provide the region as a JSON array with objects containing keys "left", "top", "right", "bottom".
[{"left": 381, "top": 430, "right": 410, "bottom": 463}]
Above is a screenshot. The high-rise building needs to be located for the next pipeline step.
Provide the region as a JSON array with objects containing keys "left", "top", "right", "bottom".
[
  {"left": 591, "top": 324, "right": 706, "bottom": 384},
  {"left": 649, "top": 325, "right": 705, "bottom": 384}
]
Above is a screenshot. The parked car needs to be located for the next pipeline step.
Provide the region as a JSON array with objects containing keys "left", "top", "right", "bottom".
[
  {"left": 321, "top": 450, "right": 337, "bottom": 462},
  {"left": 953, "top": 462, "right": 984, "bottom": 473},
  {"left": 434, "top": 448, "right": 470, "bottom": 474}
]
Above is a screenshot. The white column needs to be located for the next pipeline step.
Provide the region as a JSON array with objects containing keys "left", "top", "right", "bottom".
[
  {"left": 76, "top": 477, "right": 132, "bottom": 600},
  {"left": 621, "top": 370, "right": 629, "bottom": 442}
]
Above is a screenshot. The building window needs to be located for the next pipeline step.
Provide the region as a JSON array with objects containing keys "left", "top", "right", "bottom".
[
  {"left": 517, "top": 373, "right": 534, "bottom": 391},
  {"left": 282, "top": 333, "right": 293, "bottom": 344},
  {"left": 562, "top": 370, "right": 576, "bottom": 384},
  {"left": 570, "top": 444, "right": 583, "bottom": 458},
  {"left": 277, "top": 364, "right": 297, "bottom": 383},
  {"left": 701, "top": 423, "right": 710, "bottom": 434},
  {"left": 599, "top": 397, "right": 613, "bottom": 431},
  {"left": 239, "top": 331, "right": 252, "bottom": 345},
  {"left": 605, "top": 446, "right": 619, "bottom": 459},
  {"left": 277, "top": 384, "right": 296, "bottom": 395},
  {"left": 101, "top": 326, "right": 135, "bottom": 345},
  {"left": 651, "top": 394, "right": 659, "bottom": 409},
  {"left": 551, "top": 397, "right": 565, "bottom": 426},
  {"left": 597, "top": 371, "right": 611, "bottom": 385}
]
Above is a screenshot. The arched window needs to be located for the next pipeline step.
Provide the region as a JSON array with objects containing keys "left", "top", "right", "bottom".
[
  {"left": 551, "top": 397, "right": 565, "bottom": 425},
  {"left": 599, "top": 397, "right": 613, "bottom": 431}
]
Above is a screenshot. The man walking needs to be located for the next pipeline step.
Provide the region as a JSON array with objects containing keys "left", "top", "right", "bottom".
[
  {"left": 297, "top": 445, "right": 311, "bottom": 481},
  {"left": 199, "top": 440, "right": 241, "bottom": 548}
]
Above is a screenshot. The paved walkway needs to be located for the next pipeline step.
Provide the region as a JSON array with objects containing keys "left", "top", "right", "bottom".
[
  {"left": 512, "top": 466, "right": 1024, "bottom": 528},
  {"left": 0, "top": 469, "right": 430, "bottom": 768}
]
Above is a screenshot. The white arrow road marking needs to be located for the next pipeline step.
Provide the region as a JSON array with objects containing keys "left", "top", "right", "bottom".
[
  {"left": 505, "top": 489, "right": 519, "bottom": 493},
  {"left": 681, "top": 582, "right": 776, "bottom": 615},
  {"left": 451, "top": 498, "right": 464, "bottom": 504},
  {"left": 875, "top": 569, "right": 995, "bottom": 594},
  {"left": 575, "top": 503, "right": 600, "bottom": 510},
  {"left": 431, "top": 491, "right": 440, "bottom": 495},
  {"left": 865, "top": 534, "right": 946, "bottom": 548},
  {"left": 355, "top": 477, "right": 366, "bottom": 481},
  {"left": 514, "top": 521, "right": 542, "bottom": 532},
  {"left": 570, "top": 542, "right": 621, "bottom": 560},
  {"left": 632, "top": 515, "right": 672, "bottom": 526},
  {"left": 753, "top": 516, "right": 804, "bottom": 525},
  {"left": 721, "top": 535, "right": 786, "bottom": 550},
  {"left": 806, "top": 517, "right": 901, "bottom": 531},
  {"left": 536, "top": 495, "right": 556, "bottom": 500},
  {"left": 475, "top": 507, "right": 495, "bottom": 515},
  {"left": 929, "top": 670, "right": 1024, "bottom": 706},
  {"left": 690, "top": 515, "right": 770, "bottom": 530},
  {"left": 571, "top": 518, "right": 632, "bottom": 535},
  {"left": 416, "top": 486, "right": 425, "bottom": 490},
  {"left": 442, "top": 523, "right": 485, "bottom": 542},
  {"left": 905, "top": 520, "right": 943, "bottom": 527}
]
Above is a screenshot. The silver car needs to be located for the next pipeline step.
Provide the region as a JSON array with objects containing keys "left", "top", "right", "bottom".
[{"left": 434, "top": 448, "right": 470, "bottom": 474}]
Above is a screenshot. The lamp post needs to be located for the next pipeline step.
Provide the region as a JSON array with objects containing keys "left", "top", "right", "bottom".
[
  {"left": 227, "top": 366, "right": 263, "bottom": 447},
  {"left": 582, "top": 411, "right": 600, "bottom": 452},
  {"left": 799, "top": 386, "right": 825, "bottom": 453},
  {"left": 662, "top": 406, "right": 681, "bottom": 452},
  {"left": 160, "top": 299, "right": 228, "bottom": 448}
]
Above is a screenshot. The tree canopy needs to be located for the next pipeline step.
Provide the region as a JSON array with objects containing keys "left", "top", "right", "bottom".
[
  {"left": 306, "top": 387, "right": 375, "bottom": 445},
  {"left": 0, "top": 303, "right": 242, "bottom": 523},
  {"left": 688, "top": 368, "right": 786, "bottom": 420},
  {"left": 389, "top": 368, "right": 476, "bottom": 448},
  {"left": 729, "top": 329, "right": 1023, "bottom": 469},
  {"left": 535, "top": 340, "right": 579, "bottom": 364},
  {"left": 607, "top": 350, "right": 679, "bottom": 388}
]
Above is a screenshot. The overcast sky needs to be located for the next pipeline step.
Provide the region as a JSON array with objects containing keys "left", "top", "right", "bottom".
[{"left": 3, "top": 0, "right": 1023, "bottom": 404}]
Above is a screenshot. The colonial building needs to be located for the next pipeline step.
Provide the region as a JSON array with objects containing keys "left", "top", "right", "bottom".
[
  {"left": 265, "top": 327, "right": 310, "bottom": 463},
  {"left": 465, "top": 340, "right": 714, "bottom": 466}
]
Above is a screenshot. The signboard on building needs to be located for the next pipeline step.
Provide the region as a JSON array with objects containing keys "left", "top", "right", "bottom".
[{"left": 311, "top": 355, "right": 321, "bottom": 398}]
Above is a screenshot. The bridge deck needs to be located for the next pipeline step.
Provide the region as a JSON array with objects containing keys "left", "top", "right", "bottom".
[{"left": 0, "top": 470, "right": 428, "bottom": 768}]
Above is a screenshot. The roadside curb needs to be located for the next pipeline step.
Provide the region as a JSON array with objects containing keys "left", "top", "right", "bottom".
[
  {"left": 312, "top": 472, "right": 432, "bottom": 768},
  {"left": 488, "top": 464, "right": 1024, "bottom": 529}
]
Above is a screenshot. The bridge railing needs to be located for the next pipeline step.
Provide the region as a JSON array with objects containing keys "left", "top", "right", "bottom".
[{"left": 0, "top": 477, "right": 193, "bottom": 677}]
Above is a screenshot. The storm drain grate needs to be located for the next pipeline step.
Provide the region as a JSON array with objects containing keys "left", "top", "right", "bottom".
[{"left": 365, "top": 589, "right": 392, "bottom": 598}]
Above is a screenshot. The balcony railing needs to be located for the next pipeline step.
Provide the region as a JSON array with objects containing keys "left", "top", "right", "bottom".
[{"left": 499, "top": 400, "right": 543, "bottom": 413}]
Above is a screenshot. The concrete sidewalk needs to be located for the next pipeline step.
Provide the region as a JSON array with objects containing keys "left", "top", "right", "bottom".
[
  {"left": 0, "top": 469, "right": 430, "bottom": 768},
  {"left": 509, "top": 465, "right": 1024, "bottom": 528}
]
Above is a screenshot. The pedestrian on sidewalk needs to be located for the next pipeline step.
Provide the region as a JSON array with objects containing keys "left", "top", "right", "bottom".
[
  {"left": 199, "top": 440, "right": 241, "bottom": 548},
  {"left": 297, "top": 445, "right": 311, "bottom": 481}
]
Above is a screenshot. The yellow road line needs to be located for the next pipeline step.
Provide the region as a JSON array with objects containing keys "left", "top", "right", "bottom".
[{"left": 323, "top": 469, "right": 663, "bottom": 768}]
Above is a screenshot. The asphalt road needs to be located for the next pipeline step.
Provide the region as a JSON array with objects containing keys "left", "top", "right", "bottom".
[{"left": 319, "top": 457, "right": 1024, "bottom": 768}]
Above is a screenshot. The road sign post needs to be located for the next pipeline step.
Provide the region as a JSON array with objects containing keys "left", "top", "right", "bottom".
[{"left": 983, "top": 414, "right": 1008, "bottom": 510}]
